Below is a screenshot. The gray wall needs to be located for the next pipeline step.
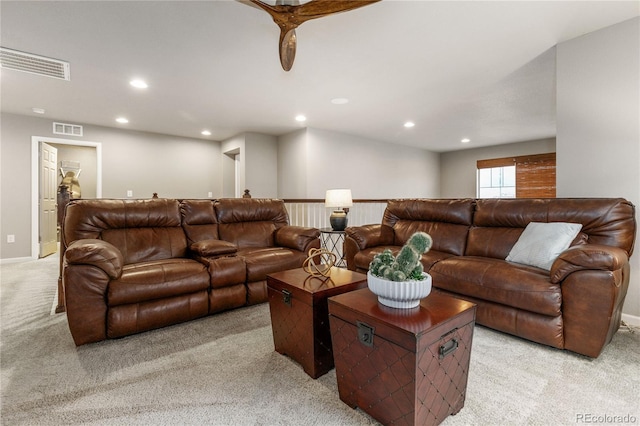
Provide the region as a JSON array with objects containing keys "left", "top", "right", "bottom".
[
  {"left": 278, "top": 127, "right": 440, "bottom": 199},
  {"left": 278, "top": 129, "right": 309, "bottom": 198},
  {"left": 0, "top": 112, "right": 222, "bottom": 259},
  {"left": 440, "top": 138, "right": 556, "bottom": 198},
  {"left": 221, "top": 135, "right": 245, "bottom": 198},
  {"left": 220, "top": 132, "right": 278, "bottom": 199},
  {"left": 245, "top": 133, "right": 278, "bottom": 198},
  {"left": 556, "top": 17, "right": 640, "bottom": 319}
]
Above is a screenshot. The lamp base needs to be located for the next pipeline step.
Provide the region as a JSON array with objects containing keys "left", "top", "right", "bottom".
[{"left": 330, "top": 210, "right": 348, "bottom": 231}]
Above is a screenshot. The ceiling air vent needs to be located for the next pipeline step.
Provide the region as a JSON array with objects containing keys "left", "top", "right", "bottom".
[
  {"left": 0, "top": 47, "right": 70, "bottom": 81},
  {"left": 53, "top": 122, "right": 83, "bottom": 137}
]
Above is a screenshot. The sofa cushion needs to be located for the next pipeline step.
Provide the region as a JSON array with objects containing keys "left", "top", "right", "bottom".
[
  {"left": 107, "top": 259, "right": 210, "bottom": 306},
  {"left": 506, "top": 222, "right": 582, "bottom": 270},
  {"left": 215, "top": 198, "right": 290, "bottom": 248},
  {"left": 219, "top": 222, "right": 277, "bottom": 248},
  {"left": 382, "top": 199, "right": 474, "bottom": 256},
  {"left": 108, "top": 292, "right": 209, "bottom": 339},
  {"left": 190, "top": 239, "right": 237, "bottom": 257},
  {"left": 64, "top": 199, "right": 188, "bottom": 264},
  {"left": 238, "top": 247, "right": 307, "bottom": 282},
  {"left": 430, "top": 256, "right": 562, "bottom": 317},
  {"left": 102, "top": 227, "right": 188, "bottom": 265},
  {"left": 180, "top": 199, "right": 219, "bottom": 245}
]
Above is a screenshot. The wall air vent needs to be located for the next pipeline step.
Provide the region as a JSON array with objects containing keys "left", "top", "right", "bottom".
[
  {"left": 53, "top": 122, "right": 83, "bottom": 137},
  {"left": 0, "top": 47, "right": 70, "bottom": 81}
]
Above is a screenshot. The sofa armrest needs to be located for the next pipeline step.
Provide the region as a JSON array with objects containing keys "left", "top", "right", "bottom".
[
  {"left": 190, "top": 239, "right": 237, "bottom": 257},
  {"left": 550, "top": 244, "right": 629, "bottom": 284},
  {"left": 345, "top": 224, "right": 394, "bottom": 250},
  {"left": 63, "top": 239, "right": 120, "bottom": 345},
  {"left": 275, "top": 226, "right": 321, "bottom": 253},
  {"left": 344, "top": 224, "right": 395, "bottom": 271},
  {"left": 64, "top": 239, "right": 123, "bottom": 279}
]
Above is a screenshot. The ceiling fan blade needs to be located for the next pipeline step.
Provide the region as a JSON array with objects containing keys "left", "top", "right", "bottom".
[
  {"left": 244, "top": 0, "right": 380, "bottom": 71},
  {"left": 279, "top": 28, "right": 297, "bottom": 71},
  {"left": 247, "top": 0, "right": 379, "bottom": 27},
  {"left": 294, "top": 0, "right": 380, "bottom": 23},
  {"left": 247, "top": 0, "right": 298, "bottom": 30}
]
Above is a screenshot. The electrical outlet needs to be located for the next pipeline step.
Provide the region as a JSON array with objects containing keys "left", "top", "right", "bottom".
[
  {"left": 208, "top": 192, "right": 213, "bottom": 198},
  {"left": 7, "top": 234, "right": 15, "bottom": 243},
  {"left": 127, "top": 190, "right": 133, "bottom": 197}
]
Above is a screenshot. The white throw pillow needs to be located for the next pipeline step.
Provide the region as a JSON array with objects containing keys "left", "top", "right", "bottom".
[{"left": 506, "top": 222, "right": 583, "bottom": 271}]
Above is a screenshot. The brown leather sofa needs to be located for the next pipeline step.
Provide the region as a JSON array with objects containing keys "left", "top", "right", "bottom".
[
  {"left": 62, "top": 198, "right": 320, "bottom": 346},
  {"left": 344, "top": 198, "right": 636, "bottom": 358}
]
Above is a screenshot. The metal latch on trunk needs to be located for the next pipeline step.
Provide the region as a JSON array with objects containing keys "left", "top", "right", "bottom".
[
  {"left": 439, "top": 338, "right": 459, "bottom": 359},
  {"left": 439, "top": 327, "right": 460, "bottom": 359},
  {"left": 357, "top": 321, "right": 374, "bottom": 347},
  {"left": 282, "top": 289, "right": 292, "bottom": 307}
]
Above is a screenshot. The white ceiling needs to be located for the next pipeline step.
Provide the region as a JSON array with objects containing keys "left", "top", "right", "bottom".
[{"left": 1, "top": 1, "right": 638, "bottom": 152}]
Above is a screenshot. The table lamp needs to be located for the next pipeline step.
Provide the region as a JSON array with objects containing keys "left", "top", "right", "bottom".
[{"left": 325, "top": 189, "right": 353, "bottom": 231}]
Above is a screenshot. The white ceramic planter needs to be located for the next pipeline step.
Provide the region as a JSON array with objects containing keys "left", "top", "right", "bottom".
[{"left": 367, "top": 271, "right": 432, "bottom": 309}]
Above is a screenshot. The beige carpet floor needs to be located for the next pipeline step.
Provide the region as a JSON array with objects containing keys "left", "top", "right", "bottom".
[{"left": 1, "top": 253, "right": 639, "bottom": 425}]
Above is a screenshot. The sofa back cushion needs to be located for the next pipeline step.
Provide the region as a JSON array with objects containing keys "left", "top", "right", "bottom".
[
  {"left": 382, "top": 199, "right": 475, "bottom": 256},
  {"left": 215, "top": 198, "right": 289, "bottom": 248},
  {"left": 180, "top": 200, "right": 219, "bottom": 245},
  {"left": 63, "top": 199, "right": 187, "bottom": 264},
  {"left": 467, "top": 198, "right": 636, "bottom": 259}
]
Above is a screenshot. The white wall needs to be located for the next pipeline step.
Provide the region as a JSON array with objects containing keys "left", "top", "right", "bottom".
[
  {"left": 278, "top": 127, "right": 440, "bottom": 199},
  {"left": 557, "top": 17, "right": 640, "bottom": 319},
  {"left": 440, "top": 138, "right": 556, "bottom": 198}
]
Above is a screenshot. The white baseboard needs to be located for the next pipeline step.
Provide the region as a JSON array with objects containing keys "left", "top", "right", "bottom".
[
  {"left": 621, "top": 313, "right": 640, "bottom": 328},
  {"left": 0, "top": 256, "right": 35, "bottom": 265}
]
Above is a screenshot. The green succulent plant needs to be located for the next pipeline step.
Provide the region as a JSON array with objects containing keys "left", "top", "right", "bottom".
[{"left": 369, "top": 232, "right": 433, "bottom": 281}]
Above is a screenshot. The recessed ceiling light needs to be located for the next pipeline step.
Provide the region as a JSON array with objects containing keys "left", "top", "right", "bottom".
[
  {"left": 201, "top": 130, "right": 212, "bottom": 136},
  {"left": 129, "top": 79, "right": 148, "bottom": 89},
  {"left": 331, "top": 98, "right": 349, "bottom": 105},
  {"left": 404, "top": 121, "right": 415, "bottom": 128},
  {"left": 116, "top": 117, "right": 129, "bottom": 124},
  {"left": 32, "top": 107, "right": 46, "bottom": 114},
  {"left": 295, "top": 115, "right": 307, "bottom": 122},
  {"left": 461, "top": 138, "right": 471, "bottom": 143}
]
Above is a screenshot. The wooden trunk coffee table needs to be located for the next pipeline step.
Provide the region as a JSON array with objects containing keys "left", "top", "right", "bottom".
[
  {"left": 266, "top": 267, "right": 367, "bottom": 379},
  {"left": 328, "top": 288, "right": 476, "bottom": 426}
]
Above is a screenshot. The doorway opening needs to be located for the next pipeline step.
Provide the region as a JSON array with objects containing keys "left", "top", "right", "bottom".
[
  {"left": 223, "top": 148, "right": 240, "bottom": 198},
  {"left": 31, "top": 136, "right": 102, "bottom": 259}
]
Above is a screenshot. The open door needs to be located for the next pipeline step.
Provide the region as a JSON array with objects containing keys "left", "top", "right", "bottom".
[{"left": 39, "top": 142, "right": 58, "bottom": 258}]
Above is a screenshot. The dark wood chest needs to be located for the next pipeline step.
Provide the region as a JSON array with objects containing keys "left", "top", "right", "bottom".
[
  {"left": 328, "top": 288, "right": 476, "bottom": 425},
  {"left": 267, "top": 267, "right": 367, "bottom": 378}
]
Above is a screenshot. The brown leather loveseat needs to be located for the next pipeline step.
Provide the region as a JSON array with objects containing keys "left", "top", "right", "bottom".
[
  {"left": 344, "top": 198, "right": 636, "bottom": 358},
  {"left": 62, "top": 197, "right": 320, "bottom": 346}
]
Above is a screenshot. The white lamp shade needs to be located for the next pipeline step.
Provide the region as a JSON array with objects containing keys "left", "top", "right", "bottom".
[{"left": 325, "top": 189, "right": 353, "bottom": 208}]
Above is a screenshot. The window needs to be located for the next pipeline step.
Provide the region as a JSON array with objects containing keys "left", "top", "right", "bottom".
[
  {"left": 477, "top": 153, "right": 556, "bottom": 199},
  {"left": 478, "top": 166, "right": 515, "bottom": 198}
]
